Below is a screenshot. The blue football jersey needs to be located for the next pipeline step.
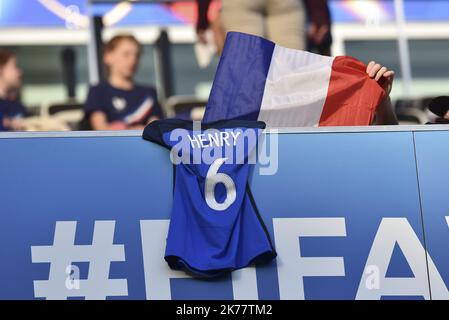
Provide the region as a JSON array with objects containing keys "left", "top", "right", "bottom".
[{"left": 142, "top": 119, "right": 276, "bottom": 278}]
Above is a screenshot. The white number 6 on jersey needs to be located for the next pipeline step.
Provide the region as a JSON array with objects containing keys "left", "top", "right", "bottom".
[{"left": 205, "top": 158, "right": 236, "bottom": 211}]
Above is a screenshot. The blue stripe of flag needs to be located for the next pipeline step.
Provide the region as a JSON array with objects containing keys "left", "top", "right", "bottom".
[{"left": 203, "top": 32, "right": 275, "bottom": 123}]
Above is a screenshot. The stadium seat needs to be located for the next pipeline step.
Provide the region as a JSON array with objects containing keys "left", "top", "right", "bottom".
[{"left": 165, "top": 96, "right": 207, "bottom": 120}]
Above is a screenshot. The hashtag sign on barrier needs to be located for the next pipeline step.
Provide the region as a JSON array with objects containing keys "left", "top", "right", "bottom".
[{"left": 31, "top": 221, "right": 128, "bottom": 300}]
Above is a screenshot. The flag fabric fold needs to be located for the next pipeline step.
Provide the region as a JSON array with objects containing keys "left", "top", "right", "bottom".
[{"left": 203, "top": 32, "right": 386, "bottom": 127}]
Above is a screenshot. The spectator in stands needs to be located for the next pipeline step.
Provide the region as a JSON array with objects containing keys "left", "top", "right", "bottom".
[
  {"left": 0, "top": 49, "right": 27, "bottom": 131},
  {"left": 197, "top": 2, "right": 396, "bottom": 125},
  {"left": 84, "top": 34, "right": 163, "bottom": 131},
  {"left": 196, "top": 0, "right": 307, "bottom": 51},
  {"left": 304, "top": 0, "right": 332, "bottom": 56}
]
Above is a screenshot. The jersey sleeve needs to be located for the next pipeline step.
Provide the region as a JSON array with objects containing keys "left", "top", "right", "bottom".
[
  {"left": 142, "top": 119, "right": 190, "bottom": 149},
  {"left": 142, "top": 120, "right": 167, "bottom": 148}
]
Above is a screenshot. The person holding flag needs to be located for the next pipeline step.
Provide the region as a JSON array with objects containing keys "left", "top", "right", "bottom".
[{"left": 202, "top": 32, "right": 398, "bottom": 127}]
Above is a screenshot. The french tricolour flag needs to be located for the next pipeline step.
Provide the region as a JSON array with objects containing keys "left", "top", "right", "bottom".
[{"left": 203, "top": 32, "right": 386, "bottom": 127}]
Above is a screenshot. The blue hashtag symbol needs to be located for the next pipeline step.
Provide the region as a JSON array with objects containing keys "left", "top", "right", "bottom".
[{"left": 31, "top": 221, "right": 128, "bottom": 300}]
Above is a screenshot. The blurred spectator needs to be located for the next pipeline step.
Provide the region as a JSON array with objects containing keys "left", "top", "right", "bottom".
[
  {"left": 0, "top": 49, "right": 27, "bottom": 131},
  {"left": 197, "top": 0, "right": 306, "bottom": 51},
  {"left": 304, "top": 0, "right": 332, "bottom": 56},
  {"left": 84, "top": 34, "right": 163, "bottom": 131},
  {"left": 426, "top": 96, "right": 449, "bottom": 124}
]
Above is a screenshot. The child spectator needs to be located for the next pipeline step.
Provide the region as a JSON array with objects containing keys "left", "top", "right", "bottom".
[
  {"left": 0, "top": 49, "right": 27, "bottom": 131},
  {"left": 85, "top": 34, "right": 163, "bottom": 131}
]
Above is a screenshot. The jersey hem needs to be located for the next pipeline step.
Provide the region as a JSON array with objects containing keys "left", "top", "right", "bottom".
[{"left": 165, "top": 249, "right": 277, "bottom": 279}]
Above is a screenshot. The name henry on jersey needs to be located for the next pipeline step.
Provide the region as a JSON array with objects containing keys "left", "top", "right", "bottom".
[
  {"left": 187, "top": 131, "right": 241, "bottom": 148},
  {"left": 168, "top": 127, "right": 264, "bottom": 166}
]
